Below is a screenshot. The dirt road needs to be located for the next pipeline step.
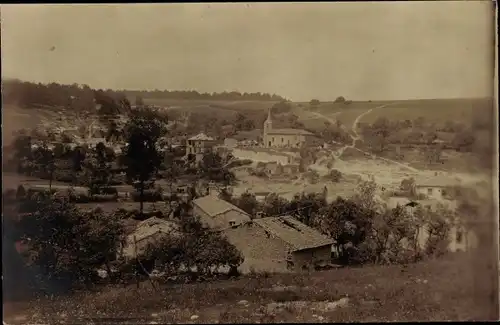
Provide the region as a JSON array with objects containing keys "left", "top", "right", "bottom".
[{"left": 311, "top": 103, "right": 419, "bottom": 173}]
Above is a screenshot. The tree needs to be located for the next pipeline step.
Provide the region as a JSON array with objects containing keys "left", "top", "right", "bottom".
[
  {"left": 317, "top": 197, "right": 375, "bottom": 264},
  {"left": 325, "top": 169, "right": 342, "bottom": 182},
  {"left": 16, "top": 196, "right": 124, "bottom": 291},
  {"left": 369, "top": 117, "right": 391, "bottom": 153},
  {"left": 352, "top": 178, "right": 379, "bottom": 212},
  {"left": 271, "top": 100, "right": 292, "bottom": 114},
  {"left": 123, "top": 108, "right": 168, "bottom": 214},
  {"left": 235, "top": 192, "right": 259, "bottom": 216},
  {"left": 262, "top": 193, "right": 289, "bottom": 217},
  {"left": 82, "top": 142, "right": 114, "bottom": 195},
  {"left": 11, "top": 132, "right": 33, "bottom": 174},
  {"left": 334, "top": 96, "right": 346, "bottom": 103},
  {"left": 287, "top": 193, "right": 326, "bottom": 227},
  {"left": 452, "top": 129, "right": 476, "bottom": 152},
  {"left": 399, "top": 177, "right": 417, "bottom": 197},
  {"left": 309, "top": 99, "right": 320, "bottom": 106},
  {"left": 146, "top": 216, "right": 243, "bottom": 277},
  {"left": 198, "top": 152, "right": 235, "bottom": 185},
  {"left": 32, "top": 143, "right": 56, "bottom": 191},
  {"left": 218, "top": 187, "right": 234, "bottom": 204}
]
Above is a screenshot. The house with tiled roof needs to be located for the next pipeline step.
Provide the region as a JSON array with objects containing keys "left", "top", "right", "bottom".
[
  {"left": 192, "top": 195, "right": 252, "bottom": 230},
  {"left": 185, "top": 132, "right": 217, "bottom": 163},
  {"left": 223, "top": 215, "right": 334, "bottom": 273},
  {"left": 414, "top": 174, "right": 462, "bottom": 200},
  {"left": 119, "top": 217, "right": 181, "bottom": 261}
]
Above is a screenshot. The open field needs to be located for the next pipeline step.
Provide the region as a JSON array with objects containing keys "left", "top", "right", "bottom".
[
  {"left": 3, "top": 253, "right": 498, "bottom": 323},
  {"left": 141, "top": 98, "right": 278, "bottom": 112},
  {"left": 295, "top": 98, "right": 493, "bottom": 129}
]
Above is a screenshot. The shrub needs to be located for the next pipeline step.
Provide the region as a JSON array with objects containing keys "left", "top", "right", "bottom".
[
  {"left": 325, "top": 169, "right": 342, "bottom": 182},
  {"left": 101, "top": 187, "right": 118, "bottom": 195},
  {"left": 90, "top": 194, "right": 117, "bottom": 202},
  {"left": 145, "top": 216, "right": 244, "bottom": 278}
]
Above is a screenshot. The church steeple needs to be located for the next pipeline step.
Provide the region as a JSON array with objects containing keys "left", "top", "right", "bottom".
[
  {"left": 264, "top": 107, "right": 273, "bottom": 130},
  {"left": 263, "top": 107, "right": 273, "bottom": 148}
]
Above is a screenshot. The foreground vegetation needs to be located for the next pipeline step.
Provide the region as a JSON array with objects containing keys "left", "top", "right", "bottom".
[
  {"left": 3, "top": 80, "right": 497, "bottom": 322},
  {"left": 3, "top": 253, "right": 498, "bottom": 323}
]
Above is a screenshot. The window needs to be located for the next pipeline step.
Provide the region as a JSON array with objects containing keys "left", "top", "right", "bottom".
[
  {"left": 427, "top": 188, "right": 433, "bottom": 195},
  {"left": 229, "top": 221, "right": 236, "bottom": 227},
  {"left": 272, "top": 137, "right": 275, "bottom": 143},
  {"left": 281, "top": 137, "right": 284, "bottom": 143},
  {"left": 456, "top": 230, "right": 463, "bottom": 243},
  {"left": 287, "top": 139, "right": 290, "bottom": 146}
]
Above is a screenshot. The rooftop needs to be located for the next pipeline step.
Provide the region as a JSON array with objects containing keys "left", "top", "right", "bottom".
[
  {"left": 131, "top": 217, "right": 180, "bottom": 242},
  {"left": 253, "top": 215, "right": 334, "bottom": 252},
  {"left": 188, "top": 133, "right": 214, "bottom": 141},
  {"left": 193, "top": 195, "right": 250, "bottom": 218}
]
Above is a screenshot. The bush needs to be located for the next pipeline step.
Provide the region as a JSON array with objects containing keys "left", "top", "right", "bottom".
[
  {"left": 101, "top": 187, "right": 118, "bottom": 195},
  {"left": 90, "top": 194, "right": 118, "bottom": 202},
  {"left": 53, "top": 170, "right": 75, "bottom": 183},
  {"left": 145, "top": 216, "right": 244, "bottom": 278},
  {"left": 325, "top": 169, "right": 342, "bottom": 182}
]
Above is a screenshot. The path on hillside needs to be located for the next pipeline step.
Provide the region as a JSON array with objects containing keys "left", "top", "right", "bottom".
[{"left": 311, "top": 103, "right": 420, "bottom": 173}]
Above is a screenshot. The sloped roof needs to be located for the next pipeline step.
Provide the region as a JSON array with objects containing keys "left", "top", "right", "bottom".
[
  {"left": 188, "top": 133, "right": 214, "bottom": 141},
  {"left": 193, "top": 195, "right": 250, "bottom": 218},
  {"left": 130, "top": 217, "right": 180, "bottom": 242},
  {"left": 253, "top": 215, "right": 334, "bottom": 252},
  {"left": 267, "top": 128, "right": 313, "bottom": 136}
]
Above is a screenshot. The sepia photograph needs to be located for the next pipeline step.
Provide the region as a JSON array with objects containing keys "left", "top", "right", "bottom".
[{"left": 1, "top": 2, "right": 498, "bottom": 323}]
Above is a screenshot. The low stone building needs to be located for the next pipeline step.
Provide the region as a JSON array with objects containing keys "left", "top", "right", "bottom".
[
  {"left": 223, "top": 216, "right": 334, "bottom": 273},
  {"left": 192, "top": 195, "right": 252, "bottom": 230},
  {"left": 119, "top": 217, "right": 180, "bottom": 261},
  {"left": 414, "top": 174, "right": 461, "bottom": 200}
]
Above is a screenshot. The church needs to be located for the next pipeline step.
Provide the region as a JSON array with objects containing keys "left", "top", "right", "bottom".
[{"left": 262, "top": 108, "right": 314, "bottom": 149}]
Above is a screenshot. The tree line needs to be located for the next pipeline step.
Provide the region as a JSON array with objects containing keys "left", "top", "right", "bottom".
[{"left": 2, "top": 79, "right": 286, "bottom": 112}]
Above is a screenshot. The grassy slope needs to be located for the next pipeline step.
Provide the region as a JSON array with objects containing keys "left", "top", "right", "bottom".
[
  {"left": 297, "top": 98, "right": 492, "bottom": 129},
  {"left": 2, "top": 104, "right": 60, "bottom": 146},
  {"left": 4, "top": 253, "right": 498, "bottom": 323}
]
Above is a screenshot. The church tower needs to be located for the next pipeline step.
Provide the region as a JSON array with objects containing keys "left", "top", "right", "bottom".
[{"left": 263, "top": 107, "right": 273, "bottom": 148}]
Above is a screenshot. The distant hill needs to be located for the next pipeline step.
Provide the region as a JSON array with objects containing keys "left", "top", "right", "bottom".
[{"left": 1, "top": 79, "right": 287, "bottom": 114}]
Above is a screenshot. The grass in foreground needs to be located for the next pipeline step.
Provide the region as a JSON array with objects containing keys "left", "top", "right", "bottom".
[{"left": 4, "top": 252, "right": 498, "bottom": 323}]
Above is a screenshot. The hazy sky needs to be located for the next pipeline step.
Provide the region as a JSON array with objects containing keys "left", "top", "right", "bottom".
[{"left": 1, "top": 2, "right": 494, "bottom": 101}]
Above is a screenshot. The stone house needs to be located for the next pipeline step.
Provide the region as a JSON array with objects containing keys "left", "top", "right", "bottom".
[
  {"left": 119, "top": 217, "right": 180, "bottom": 261},
  {"left": 223, "top": 216, "right": 334, "bottom": 273},
  {"left": 192, "top": 195, "right": 252, "bottom": 230},
  {"left": 185, "top": 132, "right": 217, "bottom": 163},
  {"left": 414, "top": 175, "right": 461, "bottom": 200}
]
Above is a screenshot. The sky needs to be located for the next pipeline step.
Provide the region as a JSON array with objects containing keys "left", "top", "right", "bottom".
[{"left": 1, "top": 2, "right": 495, "bottom": 102}]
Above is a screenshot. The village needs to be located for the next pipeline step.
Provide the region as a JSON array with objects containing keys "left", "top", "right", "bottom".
[
  {"left": 4, "top": 96, "right": 485, "bottom": 278},
  {"left": 2, "top": 2, "right": 497, "bottom": 323}
]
